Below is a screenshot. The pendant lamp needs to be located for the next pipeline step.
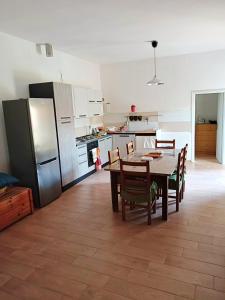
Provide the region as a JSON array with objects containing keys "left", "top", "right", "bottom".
[{"left": 146, "top": 40, "right": 164, "bottom": 86}]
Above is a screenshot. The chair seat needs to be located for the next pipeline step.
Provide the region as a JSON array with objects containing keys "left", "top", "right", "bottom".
[{"left": 121, "top": 181, "right": 157, "bottom": 203}]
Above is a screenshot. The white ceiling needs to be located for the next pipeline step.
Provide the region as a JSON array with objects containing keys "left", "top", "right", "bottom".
[{"left": 1, "top": 0, "right": 225, "bottom": 63}]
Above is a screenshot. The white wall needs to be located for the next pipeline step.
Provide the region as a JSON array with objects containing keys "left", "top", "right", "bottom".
[
  {"left": 101, "top": 49, "right": 225, "bottom": 158},
  {"left": 195, "top": 93, "right": 218, "bottom": 123},
  {"left": 0, "top": 32, "right": 101, "bottom": 172},
  {"left": 216, "top": 94, "right": 225, "bottom": 163}
]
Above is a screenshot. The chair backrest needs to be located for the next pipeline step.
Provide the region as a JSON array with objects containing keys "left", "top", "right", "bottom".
[
  {"left": 108, "top": 148, "right": 120, "bottom": 165},
  {"left": 176, "top": 148, "right": 185, "bottom": 184},
  {"left": 120, "top": 160, "right": 151, "bottom": 195},
  {"left": 126, "top": 141, "right": 135, "bottom": 155},
  {"left": 183, "top": 144, "right": 188, "bottom": 173},
  {"left": 155, "top": 139, "right": 176, "bottom": 149}
]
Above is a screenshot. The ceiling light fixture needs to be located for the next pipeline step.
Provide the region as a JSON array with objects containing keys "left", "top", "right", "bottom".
[{"left": 146, "top": 40, "right": 164, "bottom": 86}]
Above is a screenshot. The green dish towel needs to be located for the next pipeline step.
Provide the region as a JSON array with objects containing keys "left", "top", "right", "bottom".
[{"left": 121, "top": 181, "right": 157, "bottom": 203}]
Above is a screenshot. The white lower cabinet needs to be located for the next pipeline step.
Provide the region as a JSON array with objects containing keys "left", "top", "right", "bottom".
[
  {"left": 112, "top": 134, "right": 135, "bottom": 158},
  {"left": 135, "top": 136, "right": 156, "bottom": 152},
  {"left": 76, "top": 144, "right": 89, "bottom": 178},
  {"left": 98, "top": 136, "right": 112, "bottom": 165},
  {"left": 75, "top": 136, "right": 112, "bottom": 181}
]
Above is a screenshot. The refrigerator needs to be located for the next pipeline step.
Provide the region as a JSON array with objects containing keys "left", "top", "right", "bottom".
[
  {"left": 3, "top": 98, "right": 62, "bottom": 207},
  {"left": 29, "top": 82, "right": 76, "bottom": 188}
]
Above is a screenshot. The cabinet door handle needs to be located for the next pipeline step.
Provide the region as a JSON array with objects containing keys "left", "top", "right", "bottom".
[
  {"left": 79, "top": 114, "right": 87, "bottom": 118},
  {"left": 94, "top": 113, "right": 100, "bottom": 116},
  {"left": 89, "top": 100, "right": 95, "bottom": 103},
  {"left": 78, "top": 153, "right": 86, "bottom": 157},
  {"left": 39, "top": 157, "right": 57, "bottom": 165},
  {"left": 79, "top": 161, "right": 87, "bottom": 165},
  {"left": 61, "top": 121, "right": 71, "bottom": 124},
  {"left": 77, "top": 145, "right": 86, "bottom": 149},
  {"left": 61, "top": 117, "right": 71, "bottom": 119},
  {"left": 97, "top": 101, "right": 102, "bottom": 103}
]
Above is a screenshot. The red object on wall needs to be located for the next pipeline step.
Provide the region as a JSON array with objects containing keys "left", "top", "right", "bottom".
[{"left": 131, "top": 105, "right": 136, "bottom": 112}]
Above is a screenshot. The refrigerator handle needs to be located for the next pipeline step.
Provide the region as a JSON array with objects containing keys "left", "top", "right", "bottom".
[{"left": 39, "top": 157, "right": 57, "bottom": 166}]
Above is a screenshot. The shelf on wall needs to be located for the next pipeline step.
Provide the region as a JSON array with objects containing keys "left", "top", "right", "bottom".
[
  {"left": 125, "top": 112, "right": 162, "bottom": 117},
  {"left": 103, "top": 112, "right": 162, "bottom": 117}
]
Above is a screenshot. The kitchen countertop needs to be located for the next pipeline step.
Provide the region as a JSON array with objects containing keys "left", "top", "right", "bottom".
[
  {"left": 76, "top": 130, "right": 157, "bottom": 146},
  {"left": 76, "top": 134, "right": 111, "bottom": 146},
  {"left": 107, "top": 130, "right": 156, "bottom": 136}
]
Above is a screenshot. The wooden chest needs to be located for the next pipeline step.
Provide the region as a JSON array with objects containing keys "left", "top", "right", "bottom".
[
  {"left": 195, "top": 124, "right": 217, "bottom": 155},
  {"left": 0, "top": 187, "right": 33, "bottom": 231}
]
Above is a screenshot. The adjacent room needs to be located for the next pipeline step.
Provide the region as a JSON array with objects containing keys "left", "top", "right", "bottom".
[
  {"left": 0, "top": 1, "right": 225, "bottom": 300},
  {"left": 195, "top": 93, "right": 218, "bottom": 160}
]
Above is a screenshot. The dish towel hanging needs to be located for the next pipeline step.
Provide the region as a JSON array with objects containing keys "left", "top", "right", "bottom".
[{"left": 91, "top": 148, "right": 98, "bottom": 163}]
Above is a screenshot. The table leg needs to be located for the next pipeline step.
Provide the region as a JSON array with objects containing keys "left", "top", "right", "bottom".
[
  {"left": 161, "top": 176, "right": 168, "bottom": 221},
  {"left": 110, "top": 172, "right": 119, "bottom": 212}
]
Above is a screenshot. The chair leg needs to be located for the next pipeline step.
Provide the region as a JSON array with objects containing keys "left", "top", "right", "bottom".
[
  {"left": 181, "top": 184, "right": 184, "bottom": 201},
  {"left": 147, "top": 202, "right": 151, "bottom": 225},
  {"left": 182, "top": 181, "right": 185, "bottom": 199},
  {"left": 153, "top": 198, "right": 156, "bottom": 214},
  {"left": 157, "top": 188, "right": 160, "bottom": 200},
  {"left": 122, "top": 198, "right": 126, "bottom": 221},
  {"left": 157, "top": 188, "right": 162, "bottom": 199},
  {"left": 176, "top": 191, "right": 179, "bottom": 212},
  {"left": 130, "top": 201, "right": 135, "bottom": 210}
]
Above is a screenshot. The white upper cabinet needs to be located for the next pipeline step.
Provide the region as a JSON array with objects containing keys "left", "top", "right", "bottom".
[
  {"left": 53, "top": 82, "right": 74, "bottom": 120},
  {"left": 73, "top": 87, "right": 103, "bottom": 119},
  {"left": 73, "top": 87, "right": 89, "bottom": 119},
  {"left": 87, "top": 89, "right": 103, "bottom": 117}
]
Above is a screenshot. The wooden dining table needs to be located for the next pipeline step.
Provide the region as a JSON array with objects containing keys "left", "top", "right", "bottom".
[{"left": 104, "top": 149, "right": 179, "bottom": 221}]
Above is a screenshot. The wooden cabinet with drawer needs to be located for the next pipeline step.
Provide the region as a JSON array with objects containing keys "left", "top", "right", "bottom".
[
  {"left": 0, "top": 187, "right": 33, "bottom": 231},
  {"left": 195, "top": 124, "right": 217, "bottom": 155}
]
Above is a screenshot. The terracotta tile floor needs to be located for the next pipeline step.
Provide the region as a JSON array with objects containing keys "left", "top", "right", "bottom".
[{"left": 0, "top": 157, "right": 225, "bottom": 300}]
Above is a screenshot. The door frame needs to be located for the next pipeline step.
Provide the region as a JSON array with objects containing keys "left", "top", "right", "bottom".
[{"left": 191, "top": 88, "right": 225, "bottom": 162}]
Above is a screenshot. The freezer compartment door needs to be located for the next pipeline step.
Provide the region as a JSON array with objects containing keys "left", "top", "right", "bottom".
[
  {"left": 36, "top": 157, "right": 61, "bottom": 207},
  {"left": 29, "top": 98, "right": 58, "bottom": 164}
]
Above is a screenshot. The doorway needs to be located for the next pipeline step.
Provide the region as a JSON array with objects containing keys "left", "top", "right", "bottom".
[{"left": 191, "top": 90, "right": 225, "bottom": 163}]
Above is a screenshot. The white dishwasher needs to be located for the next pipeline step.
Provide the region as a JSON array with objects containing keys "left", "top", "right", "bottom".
[
  {"left": 135, "top": 136, "right": 155, "bottom": 152},
  {"left": 135, "top": 130, "right": 161, "bottom": 152},
  {"left": 112, "top": 134, "right": 135, "bottom": 158}
]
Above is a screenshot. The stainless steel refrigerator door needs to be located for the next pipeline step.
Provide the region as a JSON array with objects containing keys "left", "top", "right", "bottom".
[
  {"left": 28, "top": 98, "right": 58, "bottom": 164},
  {"left": 37, "top": 157, "right": 61, "bottom": 207}
]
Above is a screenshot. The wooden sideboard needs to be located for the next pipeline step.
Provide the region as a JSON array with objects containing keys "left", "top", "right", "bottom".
[
  {"left": 195, "top": 124, "right": 217, "bottom": 155},
  {"left": 0, "top": 187, "right": 33, "bottom": 231}
]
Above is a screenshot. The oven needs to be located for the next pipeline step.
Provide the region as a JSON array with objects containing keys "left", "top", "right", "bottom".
[{"left": 87, "top": 140, "right": 98, "bottom": 167}]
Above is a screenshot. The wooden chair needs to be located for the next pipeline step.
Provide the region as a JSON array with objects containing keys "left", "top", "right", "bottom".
[
  {"left": 155, "top": 139, "right": 175, "bottom": 149},
  {"left": 108, "top": 147, "right": 120, "bottom": 165},
  {"left": 126, "top": 141, "right": 135, "bottom": 155},
  {"left": 181, "top": 144, "right": 188, "bottom": 199},
  {"left": 168, "top": 148, "right": 185, "bottom": 211},
  {"left": 120, "top": 160, "right": 157, "bottom": 225},
  {"left": 108, "top": 148, "right": 121, "bottom": 195}
]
